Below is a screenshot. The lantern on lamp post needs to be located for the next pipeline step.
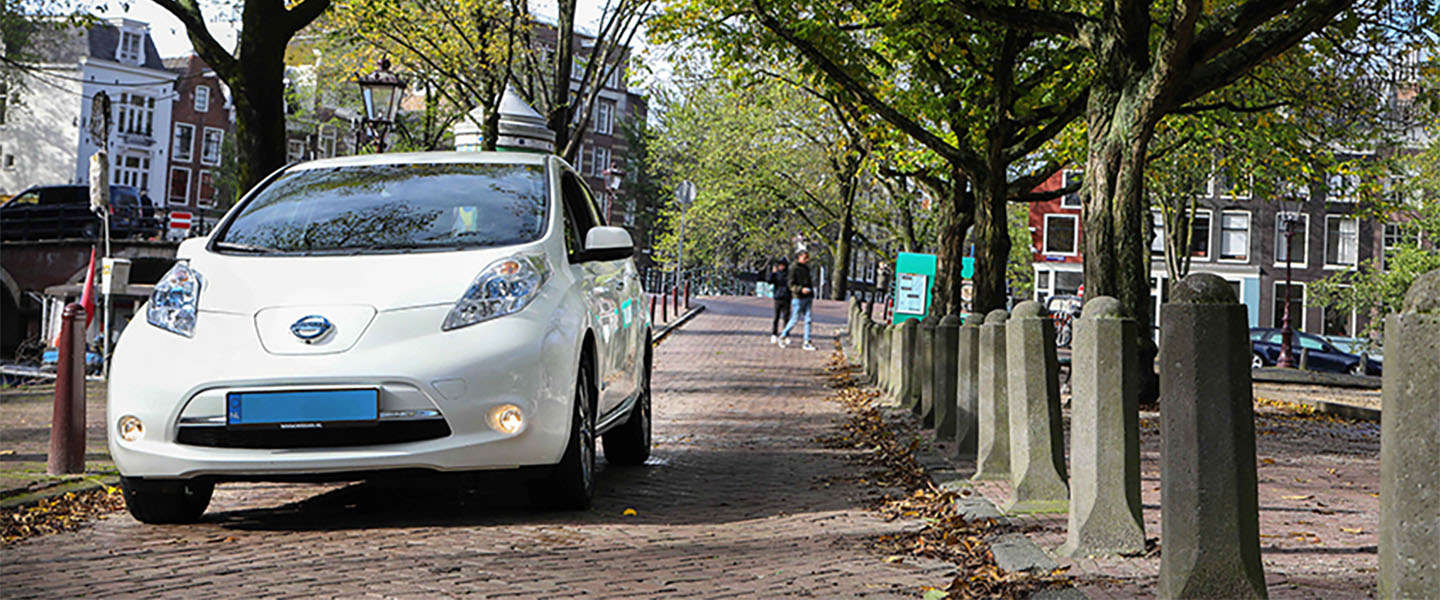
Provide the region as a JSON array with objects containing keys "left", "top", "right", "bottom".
[
  {"left": 603, "top": 164, "right": 625, "bottom": 223},
  {"left": 354, "top": 58, "right": 406, "bottom": 153}
]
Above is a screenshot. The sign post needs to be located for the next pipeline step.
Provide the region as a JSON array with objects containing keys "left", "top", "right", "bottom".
[{"left": 892, "top": 252, "right": 937, "bottom": 324}]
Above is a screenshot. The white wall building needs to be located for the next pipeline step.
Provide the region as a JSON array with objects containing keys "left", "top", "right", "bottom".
[{"left": 0, "top": 18, "right": 176, "bottom": 202}]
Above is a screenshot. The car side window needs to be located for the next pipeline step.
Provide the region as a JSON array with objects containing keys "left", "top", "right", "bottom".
[
  {"left": 7, "top": 191, "right": 39, "bottom": 206},
  {"left": 578, "top": 177, "right": 606, "bottom": 227},
  {"left": 1297, "top": 335, "right": 1326, "bottom": 351},
  {"left": 560, "top": 170, "right": 599, "bottom": 260},
  {"left": 1265, "top": 332, "right": 1283, "bottom": 344}
]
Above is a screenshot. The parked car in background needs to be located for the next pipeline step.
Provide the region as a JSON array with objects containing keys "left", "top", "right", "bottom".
[
  {"left": 1248, "top": 327, "right": 1381, "bottom": 376},
  {"left": 108, "top": 152, "right": 652, "bottom": 524},
  {"left": 0, "top": 185, "right": 163, "bottom": 241}
]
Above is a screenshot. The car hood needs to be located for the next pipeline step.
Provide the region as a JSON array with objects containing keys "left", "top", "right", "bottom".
[{"left": 180, "top": 239, "right": 549, "bottom": 314}]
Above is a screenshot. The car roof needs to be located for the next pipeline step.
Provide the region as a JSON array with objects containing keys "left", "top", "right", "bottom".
[{"left": 288, "top": 151, "right": 551, "bottom": 172}]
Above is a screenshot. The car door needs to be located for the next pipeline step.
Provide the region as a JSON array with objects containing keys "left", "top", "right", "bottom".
[
  {"left": 577, "top": 177, "right": 635, "bottom": 410},
  {"left": 557, "top": 168, "right": 626, "bottom": 416}
]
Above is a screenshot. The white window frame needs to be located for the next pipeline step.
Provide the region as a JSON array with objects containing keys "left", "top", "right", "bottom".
[
  {"left": 168, "top": 166, "right": 191, "bottom": 205},
  {"left": 1033, "top": 267, "right": 1053, "bottom": 302},
  {"left": 115, "top": 92, "right": 155, "bottom": 137},
  {"left": 1326, "top": 173, "right": 1359, "bottom": 203},
  {"left": 1272, "top": 281, "right": 1307, "bottom": 331},
  {"left": 593, "top": 146, "right": 611, "bottom": 177},
  {"left": 1218, "top": 174, "right": 1253, "bottom": 199},
  {"left": 200, "top": 127, "right": 224, "bottom": 166},
  {"left": 1274, "top": 212, "right": 1309, "bottom": 268},
  {"left": 172, "top": 123, "right": 195, "bottom": 162},
  {"left": 1188, "top": 208, "right": 1213, "bottom": 261},
  {"left": 1217, "top": 209, "right": 1251, "bottom": 263},
  {"left": 196, "top": 170, "right": 216, "bottom": 207},
  {"left": 194, "top": 85, "right": 210, "bottom": 113},
  {"left": 1042, "top": 213, "right": 1079, "bottom": 256},
  {"left": 1060, "top": 170, "right": 1082, "bottom": 209},
  {"left": 595, "top": 100, "right": 615, "bottom": 136},
  {"left": 117, "top": 30, "right": 144, "bottom": 64},
  {"left": 1321, "top": 284, "right": 1356, "bottom": 338},
  {"left": 1150, "top": 209, "right": 1165, "bottom": 256},
  {"left": 112, "top": 152, "right": 150, "bottom": 190},
  {"left": 1324, "top": 215, "right": 1359, "bottom": 269},
  {"left": 287, "top": 139, "right": 306, "bottom": 162},
  {"left": 0, "top": 83, "right": 9, "bottom": 126}
]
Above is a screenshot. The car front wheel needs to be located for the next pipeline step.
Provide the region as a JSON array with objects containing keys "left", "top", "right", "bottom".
[
  {"left": 532, "top": 361, "right": 596, "bottom": 510},
  {"left": 604, "top": 341, "right": 652, "bottom": 466},
  {"left": 1251, "top": 353, "right": 1265, "bottom": 369},
  {"left": 119, "top": 477, "right": 213, "bottom": 524}
]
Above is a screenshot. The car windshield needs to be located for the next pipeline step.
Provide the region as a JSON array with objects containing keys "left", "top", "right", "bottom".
[{"left": 214, "top": 162, "right": 548, "bottom": 255}]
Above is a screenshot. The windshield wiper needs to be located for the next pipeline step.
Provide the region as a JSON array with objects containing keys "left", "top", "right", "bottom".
[{"left": 213, "top": 241, "right": 279, "bottom": 254}]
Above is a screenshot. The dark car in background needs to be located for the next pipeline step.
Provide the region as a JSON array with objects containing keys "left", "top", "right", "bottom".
[
  {"left": 1249, "top": 327, "right": 1382, "bottom": 376},
  {"left": 0, "top": 185, "right": 163, "bottom": 241}
]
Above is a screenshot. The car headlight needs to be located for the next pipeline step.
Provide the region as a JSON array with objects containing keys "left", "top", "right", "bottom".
[
  {"left": 147, "top": 261, "right": 202, "bottom": 337},
  {"left": 443, "top": 254, "right": 548, "bottom": 330}
]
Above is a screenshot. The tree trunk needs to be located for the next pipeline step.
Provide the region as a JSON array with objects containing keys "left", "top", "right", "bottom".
[
  {"left": 548, "top": 0, "right": 576, "bottom": 159},
  {"left": 831, "top": 196, "right": 854, "bottom": 300},
  {"left": 933, "top": 169, "right": 975, "bottom": 316},
  {"left": 232, "top": 41, "right": 289, "bottom": 195},
  {"left": 970, "top": 175, "right": 1009, "bottom": 316}
]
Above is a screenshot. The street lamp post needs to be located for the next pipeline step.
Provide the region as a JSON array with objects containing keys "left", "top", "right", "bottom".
[
  {"left": 1276, "top": 210, "right": 1301, "bottom": 368},
  {"left": 354, "top": 58, "right": 407, "bottom": 153},
  {"left": 603, "top": 165, "right": 625, "bottom": 225},
  {"left": 674, "top": 181, "right": 696, "bottom": 294}
]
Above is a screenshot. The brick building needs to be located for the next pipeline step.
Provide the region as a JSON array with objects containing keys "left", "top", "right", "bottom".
[{"left": 162, "top": 54, "right": 233, "bottom": 223}]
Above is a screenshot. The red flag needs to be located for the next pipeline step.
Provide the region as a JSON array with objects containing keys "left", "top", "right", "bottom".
[{"left": 79, "top": 247, "right": 97, "bottom": 328}]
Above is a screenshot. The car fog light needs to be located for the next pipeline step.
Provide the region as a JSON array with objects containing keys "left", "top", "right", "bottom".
[
  {"left": 488, "top": 405, "right": 524, "bottom": 434},
  {"left": 118, "top": 416, "right": 144, "bottom": 442}
]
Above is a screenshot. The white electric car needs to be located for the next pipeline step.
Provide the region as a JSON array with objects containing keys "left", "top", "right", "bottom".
[{"left": 108, "top": 152, "right": 652, "bottom": 523}]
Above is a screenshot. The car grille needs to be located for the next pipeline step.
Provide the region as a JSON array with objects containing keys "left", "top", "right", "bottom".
[{"left": 175, "top": 419, "right": 451, "bottom": 449}]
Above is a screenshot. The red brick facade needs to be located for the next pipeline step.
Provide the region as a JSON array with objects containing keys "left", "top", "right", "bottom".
[{"left": 163, "top": 54, "right": 232, "bottom": 211}]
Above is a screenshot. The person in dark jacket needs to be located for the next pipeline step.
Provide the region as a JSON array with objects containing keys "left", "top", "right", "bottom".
[
  {"left": 768, "top": 259, "right": 791, "bottom": 343},
  {"left": 778, "top": 249, "right": 816, "bottom": 350}
]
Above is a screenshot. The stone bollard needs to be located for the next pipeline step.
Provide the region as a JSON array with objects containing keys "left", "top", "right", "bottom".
[
  {"left": 1379, "top": 269, "right": 1440, "bottom": 599},
  {"left": 1059, "top": 296, "right": 1144, "bottom": 557},
  {"left": 933, "top": 314, "right": 960, "bottom": 444},
  {"left": 1003, "top": 301, "right": 1069, "bottom": 514},
  {"left": 1157, "top": 273, "right": 1266, "bottom": 600},
  {"left": 916, "top": 315, "right": 938, "bottom": 426},
  {"left": 955, "top": 312, "right": 983, "bottom": 460},
  {"left": 866, "top": 320, "right": 881, "bottom": 383},
  {"left": 893, "top": 320, "right": 918, "bottom": 407},
  {"left": 973, "top": 309, "right": 1010, "bottom": 481},
  {"left": 878, "top": 323, "right": 894, "bottom": 393},
  {"left": 848, "top": 298, "right": 862, "bottom": 354}
]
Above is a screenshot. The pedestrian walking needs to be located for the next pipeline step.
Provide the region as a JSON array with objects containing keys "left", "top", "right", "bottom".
[
  {"left": 768, "top": 259, "right": 791, "bottom": 343},
  {"left": 778, "top": 250, "right": 816, "bottom": 351}
]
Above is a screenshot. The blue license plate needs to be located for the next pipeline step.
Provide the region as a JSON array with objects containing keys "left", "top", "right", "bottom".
[{"left": 226, "top": 389, "right": 379, "bottom": 428}]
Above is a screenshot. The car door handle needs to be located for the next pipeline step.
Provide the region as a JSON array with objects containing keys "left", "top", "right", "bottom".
[{"left": 610, "top": 279, "right": 625, "bottom": 291}]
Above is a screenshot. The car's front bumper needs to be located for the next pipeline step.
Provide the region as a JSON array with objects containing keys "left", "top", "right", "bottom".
[{"left": 108, "top": 303, "right": 580, "bottom": 480}]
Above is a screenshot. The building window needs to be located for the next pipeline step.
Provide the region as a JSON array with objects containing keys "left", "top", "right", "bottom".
[
  {"left": 593, "top": 146, "right": 611, "bottom": 177},
  {"left": 1272, "top": 282, "right": 1306, "bottom": 330},
  {"left": 194, "top": 86, "right": 210, "bottom": 112},
  {"left": 168, "top": 167, "right": 190, "bottom": 205},
  {"left": 1150, "top": 210, "right": 1165, "bottom": 256},
  {"left": 201, "top": 127, "right": 224, "bottom": 165},
  {"left": 319, "top": 127, "right": 337, "bottom": 158},
  {"left": 1326, "top": 174, "right": 1358, "bottom": 203},
  {"left": 172, "top": 123, "right": 195, "bottom": 162},
  {"left": 3, "top": 152, "right": 13, "bottom": 170},
  {"left": 1218, "top": 210, "right": 1250, "bottom": 262},
  {"left": 197, "top": 170, "right": 216, "bottom": 206},
  {"left": 0, "top": 83, "right": 8, "bottom": 125},
  {"left": 595, "top": 100, "right": 615, "bottom": 136},
  {"left": 1043, "top": 214, "right": 1079, "bottom": 256},
  {"left": 1324, "top": 216, "right": 1359, "bottom": 268},
  {"left": 1189, "top": 209, "right": 1212, "bottom": 259},
  {"left": 112, "top": 153, "right": 151, "bottom": 190},
  {"left": 117, "top": 30, "right": 144, "bottom": 64},
  {"left": 576, "top": 144, "right": 590, "bottom": 174},
  {"left": 1060, "top": 170, "right": 1083, "bottom": 209},
  {"left": 1275, "top": 212, "right": 1309, "bottom": 265},
  {"left": 115, "top": 93, "right": 155, "bottom": 137},
  {"left": 1323, "top": 288, "right": 1355, "bottom": 338},
  {"left": 287, "top": 139, "right": 306, "bottom": 162}
]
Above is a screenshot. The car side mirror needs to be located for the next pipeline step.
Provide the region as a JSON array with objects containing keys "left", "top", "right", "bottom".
[{"left": 583, "top": 226, "right": 634, "bottom": 262}]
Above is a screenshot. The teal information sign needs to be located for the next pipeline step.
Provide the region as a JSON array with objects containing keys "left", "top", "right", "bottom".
[{"left": 892, "top": 252, "right": 937, "bottom": 324}]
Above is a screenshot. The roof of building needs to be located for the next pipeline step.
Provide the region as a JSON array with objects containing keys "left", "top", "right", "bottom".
[{"left": 24, "top": 19, "right": 167, "bottom": 71}]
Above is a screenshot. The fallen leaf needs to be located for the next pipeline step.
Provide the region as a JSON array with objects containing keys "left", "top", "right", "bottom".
[
  {"left": 883, "top": 555, "right": 905, "bottom": 564},
  {"left": 922, "top": 589, "right": 949, "bottom": 600},
  {"left": 622, "top": 508, "right": 637, "bottom": 516},
  {"left": 1260, "top": 458, "right": 1276, "bottom": 465},
  {"left": 1281, "top": 495, "right": 1313, "bottom": 501},
  {"left": 1341, "top": 527, "right": 1362, "bottom": 534}
]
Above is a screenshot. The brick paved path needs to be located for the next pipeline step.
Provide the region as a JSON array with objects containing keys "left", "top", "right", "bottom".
[{"left": 2, "top": 297, "right": 950, "bottom": 599}]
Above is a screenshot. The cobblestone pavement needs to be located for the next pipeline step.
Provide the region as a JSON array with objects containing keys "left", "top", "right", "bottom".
[{"left": 2, "top": 296, "right": 952, "bottom": 599}]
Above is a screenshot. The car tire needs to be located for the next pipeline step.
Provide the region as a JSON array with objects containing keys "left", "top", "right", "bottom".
[
  {"left": 1251, "top": 353, "right": 1265, "bottom": 369},
  {"left": 604, "top": 341, "right": 652, "bottom": 466},
  {"left": 119, "top": 477, "right": 213, "bottom": 524},
  {"left": 533, "top": 361, "right": 597, "bottom": 510}
]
